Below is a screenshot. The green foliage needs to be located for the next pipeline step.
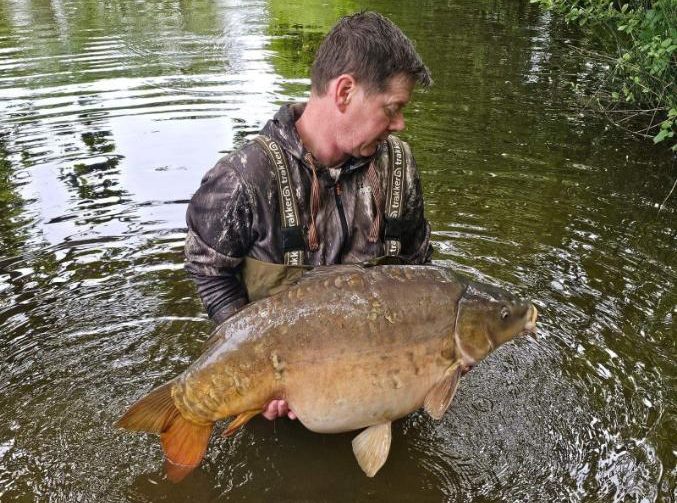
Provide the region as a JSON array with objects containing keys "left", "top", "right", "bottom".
[{"left": 532, "top": 0, "right": 677, "bottom": 150}]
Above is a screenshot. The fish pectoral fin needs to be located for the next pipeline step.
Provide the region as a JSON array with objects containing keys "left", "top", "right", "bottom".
[
  {"left": 351, "top": 422, "right": 392, "bottom": 477},
  {"left": 222, "top": 409, "right": 261, "bottom": 437},
  {"left": 424, "top": 362, "right": 462, "bottom": 420}
]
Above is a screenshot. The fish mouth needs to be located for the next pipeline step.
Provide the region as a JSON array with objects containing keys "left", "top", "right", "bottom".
[{"left": 523, "top": 304, "right": 538, "bottom": 337}]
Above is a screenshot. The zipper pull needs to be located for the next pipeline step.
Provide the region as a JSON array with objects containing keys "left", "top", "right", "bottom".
[{"left": 335, "top": 182, "right": 342, "bottom": 196}]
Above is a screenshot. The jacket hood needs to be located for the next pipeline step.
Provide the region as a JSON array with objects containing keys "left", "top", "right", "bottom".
[{"left": 259, "top": 102, "right": 379, "bottom": 176}]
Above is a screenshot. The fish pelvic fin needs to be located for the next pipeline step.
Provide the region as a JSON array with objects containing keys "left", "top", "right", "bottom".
[
  {"left": 222, "top": 409, "right": 261, "bottom": 437},
  {"left": 160, "top": 414, "right": 213, "bottom": 482},
  {"left": 351, "top": 422, "right": 392, "bottom": 477},
  {"left": 424, "top": 362, "right": 462, "bottom": 420},
  {"left": 116, "top": 380, "right": 180, "bottom": 433}
]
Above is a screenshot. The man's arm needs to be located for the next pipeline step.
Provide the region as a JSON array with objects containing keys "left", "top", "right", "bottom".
[{"left": 185, "top": 160, "right": 254, "bottom": 324}]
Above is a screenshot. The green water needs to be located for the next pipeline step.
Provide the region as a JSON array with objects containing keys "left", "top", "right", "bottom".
[{"left": 0, "top": 0, "right": 674, "bottom": 501}]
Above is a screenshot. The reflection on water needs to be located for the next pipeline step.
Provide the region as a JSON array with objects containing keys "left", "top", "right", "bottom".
[{"left": 0, "top": 0, "right": 674, "bottom": 501}]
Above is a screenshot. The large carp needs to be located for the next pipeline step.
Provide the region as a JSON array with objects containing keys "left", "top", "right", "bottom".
[{"left": 117, "top": 264, "right": 537, "bottom": 480}]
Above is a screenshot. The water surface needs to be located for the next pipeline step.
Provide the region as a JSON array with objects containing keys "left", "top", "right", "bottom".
[{"left": 0, "top": 0, "right": 674, "bottom": 501}]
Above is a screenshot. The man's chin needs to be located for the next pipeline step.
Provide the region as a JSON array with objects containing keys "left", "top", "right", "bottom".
[{"left": 359, "top": 143, "right": 379, "bottom": 158}]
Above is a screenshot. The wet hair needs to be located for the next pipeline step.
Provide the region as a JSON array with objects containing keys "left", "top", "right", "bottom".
[{"left": 310, "top": 11, "right": 432, "bottom": 96}]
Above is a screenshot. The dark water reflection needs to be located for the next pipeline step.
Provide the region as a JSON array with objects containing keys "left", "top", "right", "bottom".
[{"left": 0, "top": 0, "right": 674, "bottom": 501}]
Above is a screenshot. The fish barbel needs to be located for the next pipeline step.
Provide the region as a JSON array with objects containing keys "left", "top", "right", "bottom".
[{"left": 117, "top": 264, "right": 538, "bottom": 480}]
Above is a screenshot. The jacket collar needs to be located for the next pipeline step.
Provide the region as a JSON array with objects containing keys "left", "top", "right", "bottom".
[{"left": 260, "top": 102, "right": 380, "bottom": 177}]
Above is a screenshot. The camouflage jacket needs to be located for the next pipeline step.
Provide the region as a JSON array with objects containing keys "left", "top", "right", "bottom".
[{"left": 185, "top": 103, "right": 432, "bottom": 323}]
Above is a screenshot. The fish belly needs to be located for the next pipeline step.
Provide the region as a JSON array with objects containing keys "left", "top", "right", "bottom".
[{"left": 284, "top": 342, "right": 448, "bottom": 433}]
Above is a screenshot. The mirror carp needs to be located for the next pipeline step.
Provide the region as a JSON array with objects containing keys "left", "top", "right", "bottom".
[{"left": 116, "top": 264, "right": 538, "bottom": 481}]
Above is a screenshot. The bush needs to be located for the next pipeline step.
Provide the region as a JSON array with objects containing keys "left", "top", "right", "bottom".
[{"left": 533, "top": 0, "right": 676, "bottom": 150}]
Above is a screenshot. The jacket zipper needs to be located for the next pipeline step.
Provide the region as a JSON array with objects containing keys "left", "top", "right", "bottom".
[{"left": 334, "top": 183, "right": 350, "bottom": 252}]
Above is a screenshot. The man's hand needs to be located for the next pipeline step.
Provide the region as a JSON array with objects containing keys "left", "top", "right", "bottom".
[{"left": 262, "top": 399, "right": 297, "bottom": 420}]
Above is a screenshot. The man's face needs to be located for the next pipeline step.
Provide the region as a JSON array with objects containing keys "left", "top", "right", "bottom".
[{"left": 341, "top": 73, "right": 414, "bottom": 158}]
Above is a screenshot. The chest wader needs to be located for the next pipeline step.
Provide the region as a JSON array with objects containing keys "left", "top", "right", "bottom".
[{"left": 241, "top": 135, "right": 408, "bottom": 303}]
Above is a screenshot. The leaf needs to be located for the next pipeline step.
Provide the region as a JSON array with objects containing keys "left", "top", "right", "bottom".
[{"left": 654, "top": 129, "right": 674, "bottom": 144}]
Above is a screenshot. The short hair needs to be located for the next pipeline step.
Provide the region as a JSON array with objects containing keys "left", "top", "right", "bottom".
[{"left": 310, "top": 11, "right": 432, "bottom": 95}]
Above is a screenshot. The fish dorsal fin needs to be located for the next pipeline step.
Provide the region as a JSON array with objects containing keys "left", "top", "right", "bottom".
[
  {"left": 202, "top": 264, "right": 366, "bottom": 352},
  {"left": 202, "top": 329, "right": 223, "bottom": 352},
  {"left": 351, "top": 422, "right": 392, "bottom": 477},
  {"left": 424, "top": 362, "right": 462, "bottom": 420},
  {"left": 295, "top": 264, "right": 365, "bottom": 285}
]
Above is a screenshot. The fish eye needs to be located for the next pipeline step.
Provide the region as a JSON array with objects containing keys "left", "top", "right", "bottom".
[{"left": 500, "top": 306, "right": 510, "bottom": 320}]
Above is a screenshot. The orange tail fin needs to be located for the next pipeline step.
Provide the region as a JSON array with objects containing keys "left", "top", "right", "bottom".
[
  {"left": 161, "top": 414, "right": 213, "bottom": 482},
  {"left": 116, "top": 380, "right": 214, "bottom": 482},
  {"left": 116, "top": 380, "right": 180, "bottom": 433}
]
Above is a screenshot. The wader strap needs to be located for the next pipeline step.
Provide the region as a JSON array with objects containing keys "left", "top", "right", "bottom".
[
  {"left": 254, "top": 135, "right": 305, "bottom": 265},
  {"left": 384, "top": 136, "right": 406, "bottom": 256}
]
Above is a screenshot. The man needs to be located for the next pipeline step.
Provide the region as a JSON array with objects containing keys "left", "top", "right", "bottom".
[{"left": 185, "top": 12, "right": 432, "bottom": 421}]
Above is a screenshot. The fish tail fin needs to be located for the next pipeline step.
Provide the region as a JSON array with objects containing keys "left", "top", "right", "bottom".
[
  {"left": 116, "top": 380, "right": 180, "bottom": 433},
  {"left": 161, "top": 415, "right": 213, "bottom": 482},
  {"left": 116, "top": 380, "right": 214, "bottom": 482}
]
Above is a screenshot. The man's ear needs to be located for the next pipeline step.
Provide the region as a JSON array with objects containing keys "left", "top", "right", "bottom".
[{"left": 332, "top": 74, "right": 357, "bottom": 112}]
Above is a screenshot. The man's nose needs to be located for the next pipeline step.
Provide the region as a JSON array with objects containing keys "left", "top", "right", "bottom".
[{"left": 389, "top": 113, "right": 405, "bottom": 132}]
